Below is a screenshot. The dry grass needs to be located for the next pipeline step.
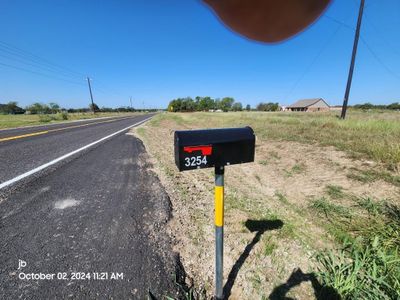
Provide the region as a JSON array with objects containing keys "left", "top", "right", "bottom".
[
  {"left": 155, "top": 110, "right": 400, "bottom": 171},
  {"left": 132, "top": 111, "right": 400, "bottom": 299},
  {"left": 0, "top": 112, "right": 142, "bottom": 129}
]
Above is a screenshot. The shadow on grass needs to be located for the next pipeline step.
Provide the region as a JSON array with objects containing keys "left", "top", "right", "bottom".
[
  {"left": 268, "top": 268, "right": 341, "bottom": 300},
  {"left": 223, "top": 219, "right": 284, "bottom": 299}
]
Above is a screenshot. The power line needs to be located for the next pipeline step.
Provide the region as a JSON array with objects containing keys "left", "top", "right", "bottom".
[
  {"left": 0, "top": 51, "right": 83, "bottom": 82},
  {"left": 283, "top": 23, "right": 343, "bottom": 102},
  {"left": 362, "top": 11, "right": 400, "bottom": 57},
  {"left": 0, "top": 61, "right": 86, "bottom": 85},
  {"left": 0, "top": 40, "right": 126, "bottom": 100},
  {"left": 323, "top": 15, "right": 355, "bottom": 31},
  {"left": 0, "top": 40, "right": 85, "bottom": 79},
  {"left": 360, "top": 36, "right": 400, "bottom": 81}
]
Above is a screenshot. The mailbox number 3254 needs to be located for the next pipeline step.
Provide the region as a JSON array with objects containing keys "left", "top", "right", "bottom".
[{"left": 184, "top": 156, "right": 207, "bottom": 167}]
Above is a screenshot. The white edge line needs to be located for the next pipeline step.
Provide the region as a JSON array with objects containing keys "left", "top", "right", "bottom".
[{"left": 0, "top": 117, "right": 152, "bottom": 190}]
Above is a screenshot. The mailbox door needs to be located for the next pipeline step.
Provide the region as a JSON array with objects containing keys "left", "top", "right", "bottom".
[
  {"left": 174, "top": 127, "right": 255, "bottom": 171},
  {"left": 177, "top": 144, "right": 215, "bottom": 171}
]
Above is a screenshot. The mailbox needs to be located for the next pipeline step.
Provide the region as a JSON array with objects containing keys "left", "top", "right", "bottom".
[{"left": 174, "top": 127, "right": 255, "bottom": 171}]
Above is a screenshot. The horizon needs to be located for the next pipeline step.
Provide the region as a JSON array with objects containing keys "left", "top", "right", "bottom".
[{"left": 1, "top": 0, "right": 399, "bottom": 109}]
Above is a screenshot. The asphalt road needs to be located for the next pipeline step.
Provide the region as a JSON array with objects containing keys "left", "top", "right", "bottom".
[{"left": 0, "top": 114, "right": 185, "bottom": 299}]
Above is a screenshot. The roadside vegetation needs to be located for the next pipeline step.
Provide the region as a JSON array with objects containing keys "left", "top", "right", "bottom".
[
  {"left": 133, "top": 110, "right": 399, "bottom": 299},
  {"left": 0, "top": 101, "right": 154, "bottom": 129},
  {"left": 167, "top": 96, "right": 279, "bottom": 112},
  {"left": 164, "top": 110, "right": 400, "bottom": 170}
]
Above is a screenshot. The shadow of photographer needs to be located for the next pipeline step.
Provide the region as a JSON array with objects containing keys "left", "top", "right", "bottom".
[{"left": 269, "top": 268, "right": 340, "bottom": 300}]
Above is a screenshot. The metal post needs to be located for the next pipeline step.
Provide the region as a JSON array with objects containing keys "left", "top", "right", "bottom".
[
  {"left": 214, "top": 165, "right": 224, "bottom": 300},
  {"left": 340, "top": 0, "right": 365, "bottom": 119}
]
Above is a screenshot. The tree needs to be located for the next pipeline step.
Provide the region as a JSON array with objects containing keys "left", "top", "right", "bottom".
[
  {"left": 89, "top": 103, "right": 100, "bottom": 112},
  {"left": 387, "top": 102, "right": 400, "bottom": 110},
  {"left": 26, "top": 102, "right": 51, "bottom": 114},
  {"left": 0, "top": 101, "right": 25, "bottom": 114},
  {"left": 196, "top": 96, "right": 215, "bottom": 111},
  {"left": 257, "top": 102, "right": 279, "bottom": 112},
  {"left": 219, "top": 97, "right": 235, "bottom": 112},
  {"left": 232, "top": 102, "right": 243, "bottom": 111},
  {"left": 181, "top": 97, "right": 196, "bottom": 112},
  {"left": 245, "top": 104, "right": 251, "bottom": 111},
  {"left": 49, "top": 102, "right": 60, "bottom": 114}
]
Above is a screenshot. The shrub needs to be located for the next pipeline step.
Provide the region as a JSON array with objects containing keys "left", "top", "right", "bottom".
[
  {"left": 39, "top": 114, "right": 56, "bottom": 123},
  {"left": 58, "top": 112, "right": 69, "bottom": 120}
]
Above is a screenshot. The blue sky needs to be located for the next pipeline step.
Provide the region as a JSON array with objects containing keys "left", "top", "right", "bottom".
[{"left": 0, "top": 0, "right": 399, "bottom": 109}]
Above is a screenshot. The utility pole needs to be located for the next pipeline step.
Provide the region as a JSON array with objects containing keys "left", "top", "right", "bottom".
[
  {"left": 130, "top": 96, "right": 133, "bottom": 110},
  {"left": 341, "top": 0, "right": 365, "bottom": 119},
  {"left": 87, "top": 77, "right": 95, "bottom": 113}
]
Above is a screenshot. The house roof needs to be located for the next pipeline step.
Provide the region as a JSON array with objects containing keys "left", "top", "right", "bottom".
[{"left": 287, "top": 98, "right": 330, "bottom": 108}]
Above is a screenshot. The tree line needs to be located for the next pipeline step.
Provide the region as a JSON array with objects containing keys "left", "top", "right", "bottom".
[
  {"left": 167, "top": 96, "right": 283, "bottom": 112},
  {"left": 167, "top": 97, "right": 247, "bottom": 112},
  {"left": 353, "top": 102, "right": 400, "bottom": 110},
  {"left": 0, "top": 101, "right": 141, "bottom": 115}
]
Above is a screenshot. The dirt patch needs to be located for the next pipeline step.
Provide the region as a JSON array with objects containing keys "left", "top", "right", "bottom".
[{"left": 131, "top": 115, "right": 399, "bottom": 299}]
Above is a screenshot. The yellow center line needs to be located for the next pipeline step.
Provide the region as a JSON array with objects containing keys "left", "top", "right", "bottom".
[
  {"left": 0, "top": 117, "right": 134, "bottom": 143},
  {"left": 0, "top": 131, "right": 49, "bottom": 142}
]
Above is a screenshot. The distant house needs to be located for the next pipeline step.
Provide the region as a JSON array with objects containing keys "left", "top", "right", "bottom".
[{"left": 287, "top": 98, "right": 330, "bottom": 112}]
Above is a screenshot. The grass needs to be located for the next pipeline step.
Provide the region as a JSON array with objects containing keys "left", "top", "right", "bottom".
[
  {"left": 325, "top": 185, "right": 345, "bottom": 199},
  {"left": 264, "top": 237, "right": 277, "bottom": 256},
  {"left": 274, "top": 192, "right": 289, "bottom": 205},
  {"left": 155, "top": 110, "right": 400, "bottom": 170},
  {"left": 284, "top": 163, "right": 306, "bottom": 177},
  {"left": 0, "top": 112, "right": 141, "bottom": 129},
  {"left": 310, "top": 197, "right": 351, "bottom": 219},
  {"left": 348, "top": 168, "right": 400, "bottom": 187},
  {"left": 355, "top": 196, "right": 385, "bottom": 216},
  {"left": 134, "top": 111, "right": 400, "bottom": 299},
  {"left": 315, "top": 203, "right": 400, "bottom": 299}
]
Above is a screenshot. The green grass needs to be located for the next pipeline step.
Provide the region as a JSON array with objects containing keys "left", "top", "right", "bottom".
[
  {"left": 316, "top": 203, "right": 400, "bottom": 299},
  {"left": 160, "top": 110, "right": 400, "bottom": 170},
  {"left": 0, "top": 112, "right": 141, "bottom": 129},
  {"left": 348, "top": 169, "right": 400, "bottom": 187},
  {"left": 355, "top": 196, "right": 385, "bottom": 216},
  {"left": 284, "top": 163, "right": 306, "bottom": 177},
  {"left": 310, "top": 197, "right": 351, "bottom": 219},
  {"left": 325, "top": 185, "right": 345, "bottom": 199},
  {"left": 274, "top": 192, "right": 289, "bottom": 205},
  {"left": 264, "top": 237, "right": 277, "bottom": 256}
]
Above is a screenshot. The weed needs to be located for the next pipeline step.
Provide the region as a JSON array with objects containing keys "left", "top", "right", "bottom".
[
  {"left": 259, "top": 160, "right": 268, "bottom": 165},
  {"left": 274, "top": 192, "right": 289, "bottom": 205},
  {"left": 347, "top": 169, "right": 400, "bottom": 187},
  {"left": 316, "top": 237, "right": 400, "bottom": 299},
  {"left": 279, "top": 222, "right": 296, "bottom": 239},
  {"left": 316, "top": 203, "right": 400, "bottom": 299},
  {"left": 325, "top": 185, "right": 345, "bottom": 199},
  {"left": 310, "top": 197, "right": 351, "bottom": 219},
  {"left": 355, "top": 196, "right": 384, "bottom": 216},
  {"left": 38, "top": 114, "right": 55, "bottom": 122},
  {"left": 291, "top": 163, "right": 306, "bottom": 174},
  {"left": 58, "top": 112, "right": 68, "bottom": 120},
  {"left": 264, "top": 237, "right": 277, "bottom": 256}
]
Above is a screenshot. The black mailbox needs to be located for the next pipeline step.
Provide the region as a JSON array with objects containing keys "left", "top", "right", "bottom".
[{"left": 174, "top": 127, "right": 255, "bottom": 171}]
